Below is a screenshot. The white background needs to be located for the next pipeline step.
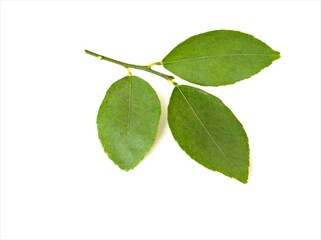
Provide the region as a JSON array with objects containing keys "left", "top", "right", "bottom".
[{"left": 1, "top": 1, "right": 320, "bottom": 239}]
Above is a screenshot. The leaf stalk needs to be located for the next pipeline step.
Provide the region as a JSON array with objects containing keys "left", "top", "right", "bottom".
[{"left": 85, "top": 49, "right": 174, "bottom": 82}]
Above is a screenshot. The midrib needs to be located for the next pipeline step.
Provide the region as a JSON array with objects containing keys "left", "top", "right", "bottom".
[{"left": 163, "top": 53, "right": 276, "bottom": 64}]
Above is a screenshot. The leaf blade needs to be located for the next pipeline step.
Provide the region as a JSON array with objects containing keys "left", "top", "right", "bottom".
[
  {"left": 168, "top": 85, "right": 249, "bottom": 183},
  {"left": 163, "top": 30, "right": 280, "bottom": 86},
  {"left": 97, "top": 76, "right": 161, "bottom": 170}
]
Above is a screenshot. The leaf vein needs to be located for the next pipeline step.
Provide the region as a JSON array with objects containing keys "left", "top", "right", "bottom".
[
  {"left": 176, "top": 86, "right": 226, "bottom": 157},
  {"left": 126, "top": 76, "right": 132, "bottom": 137},
  {"left": 163, "top": 53, "right": 277, "bottom": 64}
]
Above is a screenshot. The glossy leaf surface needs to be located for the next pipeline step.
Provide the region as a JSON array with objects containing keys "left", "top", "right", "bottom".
[
  {"left": 163, "top": 30, "right": 280, "bottom": 86},
  {"left": 97, "top": 76, "right": 161, "bottom": 170},
  {"left": 168, "top": 85, "right": 249, "bottom": 183}
]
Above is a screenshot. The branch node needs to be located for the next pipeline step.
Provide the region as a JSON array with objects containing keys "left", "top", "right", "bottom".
[
  {"left": 167, "top": 76, "right": 177, "bottom": 86},
  {"left": 147, "top": 62, "right": 157, "bottom": 68},
  {"left": 147, "top": 62, "right": 162, "bottom": 68}
]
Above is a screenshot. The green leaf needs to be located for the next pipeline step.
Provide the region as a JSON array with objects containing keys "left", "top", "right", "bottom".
[
  {"left": 168, "top": 85, "right": 249, "bottom": 183},
  {"left": 162, "top": 30, "right": 280, "bottom": 86},
  {"left": 97, "top": 76, "right": 161, "bottom": 171}
]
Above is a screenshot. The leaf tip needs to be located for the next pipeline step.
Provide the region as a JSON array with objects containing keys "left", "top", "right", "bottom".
[
  {"left": 115, "top": 161, "right": 139, "bottom": 172},
  {"left": 228, "top": 169, "right": 248, "bottom": 184},
  {"left": 238, "top": 176, "right": 248, "bottom": 184},
  {"left": 274, "top": 50, "right": 281, "bottom": 60},
  {"left": 120, "top": 166, "right": 134, "bottom": 172}
]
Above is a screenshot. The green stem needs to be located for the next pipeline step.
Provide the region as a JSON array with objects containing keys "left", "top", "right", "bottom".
[{"left": 84, "top": 49, "right": 174, "bottom": 81}]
